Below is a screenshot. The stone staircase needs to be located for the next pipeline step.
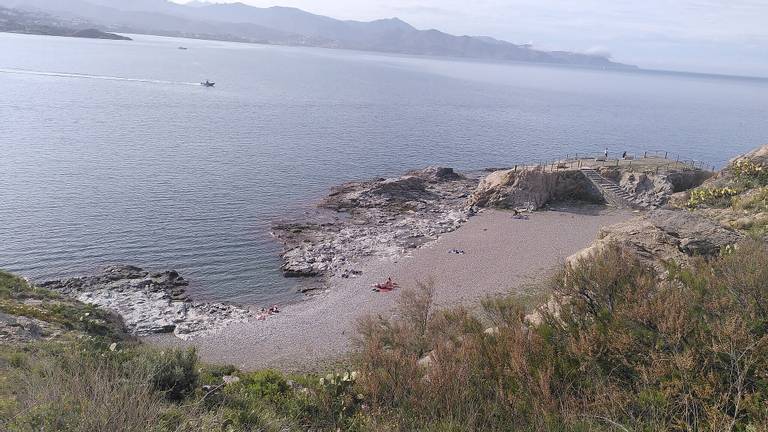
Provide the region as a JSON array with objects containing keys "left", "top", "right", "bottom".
[{"left": 580, "top": 168, "right": 643, "bottom": 209}]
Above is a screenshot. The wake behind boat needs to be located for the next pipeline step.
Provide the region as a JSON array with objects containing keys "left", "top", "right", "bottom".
[{"left": 201, "top": 80, "right": 215, "bottom": 87}]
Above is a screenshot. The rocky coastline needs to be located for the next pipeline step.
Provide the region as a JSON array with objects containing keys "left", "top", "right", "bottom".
[
  {"left": 272, "top": 167, "right": 482, "bottom": 284},
  {"left": 273, "top": 163, "right": 713, "bottom": 287},
  {"left": 39, "top": 265, "right": 251, "bottom": 340},
  {"left": 38, "top": 159, "right": 717, "bottom": 341}
]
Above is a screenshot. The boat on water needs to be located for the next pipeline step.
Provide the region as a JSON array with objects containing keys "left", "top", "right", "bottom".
[
  {"left": 201, "top": 80, "right": 215, "bottom": 87},
  {"left": 178, "top": 46, "right": 188, "bottom": 50}
]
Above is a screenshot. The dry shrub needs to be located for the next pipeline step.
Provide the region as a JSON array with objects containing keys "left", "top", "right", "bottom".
[
  {"left": 0, "top": 345, "right": 222, "bottom": 432},
  {"left": 355, "top": 241, "right": 768, "bottom": 431},
  {"left": 4, "top": 346, "right": 166, "bottom": 432}
]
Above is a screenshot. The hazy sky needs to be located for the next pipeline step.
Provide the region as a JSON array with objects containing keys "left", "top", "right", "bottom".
[{"left": 176, "top": 1, "right": 768, "bottom": 77}]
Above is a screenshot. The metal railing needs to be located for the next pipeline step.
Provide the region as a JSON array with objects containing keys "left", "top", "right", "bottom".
[{"left": 503, "top": 150, "right": 717, "bottom": 174}]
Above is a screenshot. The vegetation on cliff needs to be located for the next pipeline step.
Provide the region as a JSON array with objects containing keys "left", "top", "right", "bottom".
[
  {"left": 3, "top": 235, "right": 767, "bottom": 431},
  {"left": 682, "top": 146, "right": 768, "bottom": 237}
]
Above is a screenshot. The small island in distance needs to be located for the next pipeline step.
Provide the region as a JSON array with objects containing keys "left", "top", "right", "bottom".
[{"left": 0, "top": 6, "right": 131, "bottom": 40}]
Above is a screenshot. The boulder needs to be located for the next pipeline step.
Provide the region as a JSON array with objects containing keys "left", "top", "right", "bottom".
[
  {"left": 467, "top": 168, "right": 603, "bottom": 210},
  {"left": 650, "top": 210, "right": 741, "bottom": 255},
  {"left": 569, "top": 209, "right": 741, "bottom": 272},
  {"left": 406, "top": 166, "right": 465, "bottom": 183},
  {"left": 223, "top": 375, "right": 241, "bottom": 385}
]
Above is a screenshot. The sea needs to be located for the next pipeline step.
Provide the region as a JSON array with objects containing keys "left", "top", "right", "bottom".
[{"left": 1, "top": 32, "right": 767, "bottom": 305}]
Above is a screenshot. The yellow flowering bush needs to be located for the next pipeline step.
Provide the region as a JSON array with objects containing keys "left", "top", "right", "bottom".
[
  {"left": 687, "top": 187, "right": 739, "bottom": 208},
  {"left": 732, "top": 159, "right": 768, "bottom": 185}
]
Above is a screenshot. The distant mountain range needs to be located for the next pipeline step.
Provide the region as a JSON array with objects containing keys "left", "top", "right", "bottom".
[{"left": 0, "top": 0, "right": 636, "bottom": 69}]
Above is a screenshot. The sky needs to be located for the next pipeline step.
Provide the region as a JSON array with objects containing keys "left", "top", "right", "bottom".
[{"left": 176, "top": 0, "right": 768, "bottom": 77}]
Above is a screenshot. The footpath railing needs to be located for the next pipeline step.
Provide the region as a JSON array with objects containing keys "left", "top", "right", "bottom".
[{"left": 502, "top": 149, "right": 717, "bottom": 174}]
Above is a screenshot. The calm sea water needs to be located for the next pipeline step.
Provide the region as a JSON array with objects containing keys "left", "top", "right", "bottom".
[{"left": 1, "top": 33, "right": 767, "bottom": 304}]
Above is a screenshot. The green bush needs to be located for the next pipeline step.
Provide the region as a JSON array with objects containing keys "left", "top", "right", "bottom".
[
  {"left": 240, "top": 369, "right": 289, "bottom": 401},
  {"left": 144, "top": 348, "right": 199, "bottom": 401},
  {"left": 732, "top": 159, "right": 768, "bottom": 186},
  {"left": 687, "top": 186, "right": 739, "bottom": 208}
]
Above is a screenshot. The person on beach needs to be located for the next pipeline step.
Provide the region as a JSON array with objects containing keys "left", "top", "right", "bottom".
[
  {"left": 373, "top": 277, "right": 398, "bottom": 292},
  {"left": 604, "top": 148, "right": 609, "bottom": 158},
  {"left": 622, "top": 151, "right": 627, "bottom": 159}
]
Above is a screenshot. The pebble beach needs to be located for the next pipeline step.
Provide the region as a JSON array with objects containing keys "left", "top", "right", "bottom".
[{"left": 150, "top": 206, "right": 632, "bottom": 371}]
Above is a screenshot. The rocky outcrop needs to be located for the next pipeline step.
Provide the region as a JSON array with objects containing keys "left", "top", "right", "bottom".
[
  {"left": 0, "top": 311, "right": 63, "bottom": 344},
  {"left": 406, "top": 166, "right": 466, "bottom": 183},
  {"left": 466, "top": 168, "right": 603, "bottom": 210},
  {"left": 731, "top": 143, "right": 768, "bottom": 167},
  {"left": 618, "top": 173, "right": 673, "bottom": 208},
  {"left": 322, "top": 175, "right": 438, "bottom": 211},
  {"left": 39, "top": 265, "right": 251, "bottom": 340},
  {"left": 274, "top": 167, "right": 478, "bottom": 280},
  {"left": 617, "top": 171, "right": 712, "bottom": 208},
  {"left": 568, "top": 210, "right": 741, "bottom": 272}
]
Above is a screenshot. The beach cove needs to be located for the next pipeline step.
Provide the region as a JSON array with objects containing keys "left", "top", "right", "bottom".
[{"left": 149, "top": 205, "right": 632, "bottom": 371}]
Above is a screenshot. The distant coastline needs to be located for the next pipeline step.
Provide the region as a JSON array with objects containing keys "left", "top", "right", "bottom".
[
  {"left": 0, "top": 3, "right": 632, "bottom": 70},
  {"left": 1, "top": 28, "right": 132, "bottom": 41},
  {"left": 0, "top": 7, "right": 130, "bottom": 41}
]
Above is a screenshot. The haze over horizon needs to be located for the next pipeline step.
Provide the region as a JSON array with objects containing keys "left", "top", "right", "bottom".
[{"left": 173, "top": 0, "right": 768, "bottom": 78}]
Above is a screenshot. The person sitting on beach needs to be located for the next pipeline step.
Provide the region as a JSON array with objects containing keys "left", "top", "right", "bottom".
[{"left": 373, "top": 277, "right": 398, "bottom": 292}]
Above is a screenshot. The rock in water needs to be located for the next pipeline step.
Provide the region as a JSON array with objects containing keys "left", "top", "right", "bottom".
[{"left": 39, "top": 265, "right": 250, "bottom": 340}]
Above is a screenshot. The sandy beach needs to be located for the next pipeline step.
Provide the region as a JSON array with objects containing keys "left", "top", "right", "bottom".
[{"left": 148, "top": 205, "right": 633, "bottom": 371}]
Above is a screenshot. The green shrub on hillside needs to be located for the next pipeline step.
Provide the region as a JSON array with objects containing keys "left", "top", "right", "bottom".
[
  {"left": 143, "top": 348, "right": 199, "bottom": 401},
  {"left": 686, "top": 186, "right": 739, "bottom": 208},
  {"left": 355, "top": 241, "right": 768, "bottom": 431},
  {"left": 0, "top": 270, "right": 126, "bottom": 341},
  {"left": 732, "top": 159, "right": 768, "bottom": 186},
  {"left": 3, "top": 238, "right": 768, "bottom": 431}
]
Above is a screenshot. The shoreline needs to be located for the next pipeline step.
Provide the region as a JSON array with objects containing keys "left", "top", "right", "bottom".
[
  {"left": 37, "top": 161, "right": 710, "bottom": 358},
  {"left": 146, "top": 204, "right": 633, "bottom": 371}
]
